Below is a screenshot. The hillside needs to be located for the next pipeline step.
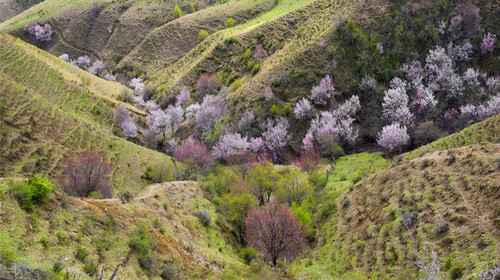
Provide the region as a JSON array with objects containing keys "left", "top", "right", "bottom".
[
  {"left": 302, "top": 116, "right": 500, "bottom": 279},
  {"left": 0, "top": 0, "right": 500, "bottom": 279},
  {"left": 0, "top": 180, "right": 245, "bottom": 279},
  {"left": 0, "top": 32, "right": 171, "bottom": 193},
  {"left": 0, "top": 0, "right": 43, "bottom": 23}
]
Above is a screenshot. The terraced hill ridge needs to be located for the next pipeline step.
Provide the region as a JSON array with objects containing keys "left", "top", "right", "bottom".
[{"left": 0, "top": 32, "right": 172, "bottom": 193}]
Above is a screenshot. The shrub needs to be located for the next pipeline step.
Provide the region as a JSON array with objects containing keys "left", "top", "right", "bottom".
[
  {"left": 128, "top": 225, "right": 153, "bottom": 270},
  {"left": 196, "top": 74, "right": 220, "bottom": 99},
  {"left": 0, "top": 231, "right": 16, "bottom": 268},
  {"left": 74, "top": 246, "right": 89, "bottom": 262},
  {"left": 161, "top": 264, "right": 177, "bottom": 280},
  {"left": 40, "top": 237, "right": 49, "bottom": 248},
  {"left": 450, "top": 265, "right": 464, "bottom": 280},
  {"left": 220, "top": 193, "right": 258, "bottom": 243},
  {"left": 239, "top": 247, "right": 259, "bottom": 264},
  {"left": 60, "top": 150, "right": 113, "bottom": 198},
  {"left": 226, "top": 17, "right": 235, "bottom": 27},
  {"left": 196, "top": 211, "right": 212, "bottom": 227},
  {"left": 143, "top": 163, "right": 173, "bottom": 183},
  {"left": 52, "top": 260, "right": 63, "bottom": 273},
  {"left": 83, "top": 261, "right": 98, "bottom": 276},
  {"left": 90, "top": 2, "right": 100, "bottom": 22},
  {"left": 173, "top": 5, "right": 183, "bottom": 19},
  {"left": 198, "top": 29, "right": 209, "bottom": 42},
  {"left": 9, "top": 177, "right": 53, "bottom": 212}
]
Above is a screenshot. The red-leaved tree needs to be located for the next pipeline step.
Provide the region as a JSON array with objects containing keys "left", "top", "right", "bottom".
[
  {"left": 173, "top": 139, "right": 214, "bottom": 172},
  {"left": 195, "top": 74, "right": 220, "bottom": 99},
  {"left": 244, "top": 200, "right": 308, "bottom": 266},
  {"left": 293, "top": 149, "right": 321, "bottom": 173},
  {"left": 60, "top": 150, "right": 114, "bottom": 198}
]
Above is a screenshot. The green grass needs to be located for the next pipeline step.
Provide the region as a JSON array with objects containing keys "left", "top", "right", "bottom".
[{"left": 327, "top": 152, "right": 388, "bottom": 187}]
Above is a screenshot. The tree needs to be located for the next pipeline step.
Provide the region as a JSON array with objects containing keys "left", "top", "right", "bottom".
[
  {"left": 198, "top": 29, "right": 209, "bottom": 42},
  {"left": 226, "top": 17, "right": 235, "bottom": 27},
  {"left": 481, "top": 33, "right": 497, "bottom": 53},
  {"left": 212, "top": 132, "right": 249, "bottom": 160},
  {"left": 173, "top": 5, "right": 183, "bottom": 19},
  {"left": 165, "top": 105, "right": 184, "bottom": 132},
  {"left": 294, "top": 98, "right": 314, "bottom": 119},
  {"left": 114, "top": 105, "right": 130, "bottom": 125},
  {"left": 294, "top": 149, "right": 321, "bottom": 173},
  {"left": 238, "top": 110, "right": 255, "bottom": 135},
  {"left": 261, "top": 117, "right": 292, "bottom": 162},
  {"left": 176, "top": 86, "right": 191, "bottom": 107},
  {"left": 147, "top": 109, "right": 171, "bottom": 139},
  {"left": 121, "top": 118, "right": 137, "bottom": 138},
  {"left": 24, "top": 21, "right": 53, "bottom": 42},
  {"left": 197, "top": 1, "right": 206, "bottom": 10},
  {"left": 89, "top": 60, "right": 105, "bottom": 76},
  {"left": 376, "top": 123, "right": 410, "bottom": 153},
  {"left": 195, "top": 74, "right": 220, "bottom": 99},
  {"left": 143, "top": 129, "right": 158, "bottom": 149},
  {"left": 244, "top": 200, "right": 308, "bottom": 266},
  {"left": 59, "top": 53, "right": 70, "bottom": 62},
  {"left": 310, "top": 75, "right": 335, "bottom": 106},
  {"left": 247, "top": 162, "right": 279, "bottom": 204},
  {"left": 276, "top": 169, "right": 314, "bottom": 205},
  {"left": 75, "top": 55, "right": 91, "bottom": 69},
  {"left": 220, "top": 193, "right": 258, "bottom": 243},
  {"left": 173, "top": 139, "right": 214, "bottom": 172},
  {"left": 60, "top": 150, "right": 114, "bottom": 198},
  {"left": 90, "top": 2, "right": 100, "bottom": 22},
  {"left": 185, "top": 103, "right": 201, "bottom": 121}
]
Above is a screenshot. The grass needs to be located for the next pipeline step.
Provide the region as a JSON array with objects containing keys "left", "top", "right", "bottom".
[
  {"left": 326, "top": 152, "right": 388, "bottom": 187},
  {"left": 405, "top": 114, "right": 500, "bottom": 159},
  {"left": 0, "top": 179, "right": 245, "bottom": 279}
]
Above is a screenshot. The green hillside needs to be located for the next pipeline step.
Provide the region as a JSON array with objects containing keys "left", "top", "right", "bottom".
[{"left": 0, "top": 32, "right": 172, "bottom": 194}]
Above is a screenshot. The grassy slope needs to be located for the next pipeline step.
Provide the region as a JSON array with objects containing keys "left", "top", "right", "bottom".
[
  {"left": 147, "top": 0, "right": 320, "bottom": 93},
  {"left": 0, "top": 180, "right": 244, "bottom": 279},
  {"left": 0, "top": 0, "right": 43, "bottom": 23},
  {"left": 302, "top": 115, "right": 500, "bottom": 279},
  {"left": 119, "top": 0, "right": 277, "bottom": 74},
  {"left": 0, "top": 32, "right": 170, "bottom": 194}
]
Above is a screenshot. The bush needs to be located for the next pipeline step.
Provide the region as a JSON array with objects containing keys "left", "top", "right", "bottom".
[
  {"left": 226, "top": 17, "right": 235, "bottom": 27},
  {"left": 143, "top": 163, "right": 173, "bottom": 183},
  {"left": 198, "top": 29, "right": 209, "bottom": 42},
  {"left": 196, "top": 211, "right": 212, "bottom": 227},
  {"left": 83, "top": 261, "right": 98, "bottom": 276},
  {"left": 128, "top": 225, "right": 153, "bottom": 270},
  {"left": 0, "top": 231, "right": 16, "bottom": 268},
  {"left": 160, "top": 264, "right": 177, "bottom": 280},
  {"left": 9, "top": 177, "right": 53, "bottom": 212},
  {"left": 239, "top": 247, "right": 259, "bottom": 264},
  {"left": 60, "top": 150, "right": 113, "bottom": 198},
  {"left": 75, "top": 246, "right": 89, "bottom": 262},
  {"left": 52, "top": 260, "right": 63, "bottom": 273},
  {"left": 40, "top": 237, "right": 49, "bottom": 249},
  {"left": 173, "top": 5, "right": 183, "bottom": 19}
]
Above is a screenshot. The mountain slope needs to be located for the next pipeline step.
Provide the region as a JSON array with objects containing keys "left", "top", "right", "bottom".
[
  {"left": 303, "top": 116, "right": 500, "bottom": 279},
  {"left": 0, "top": 180, "right": 244, "bottom": 279},
  {"left": 0, "top": 32, "right": 171, "bottom": 193}
]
